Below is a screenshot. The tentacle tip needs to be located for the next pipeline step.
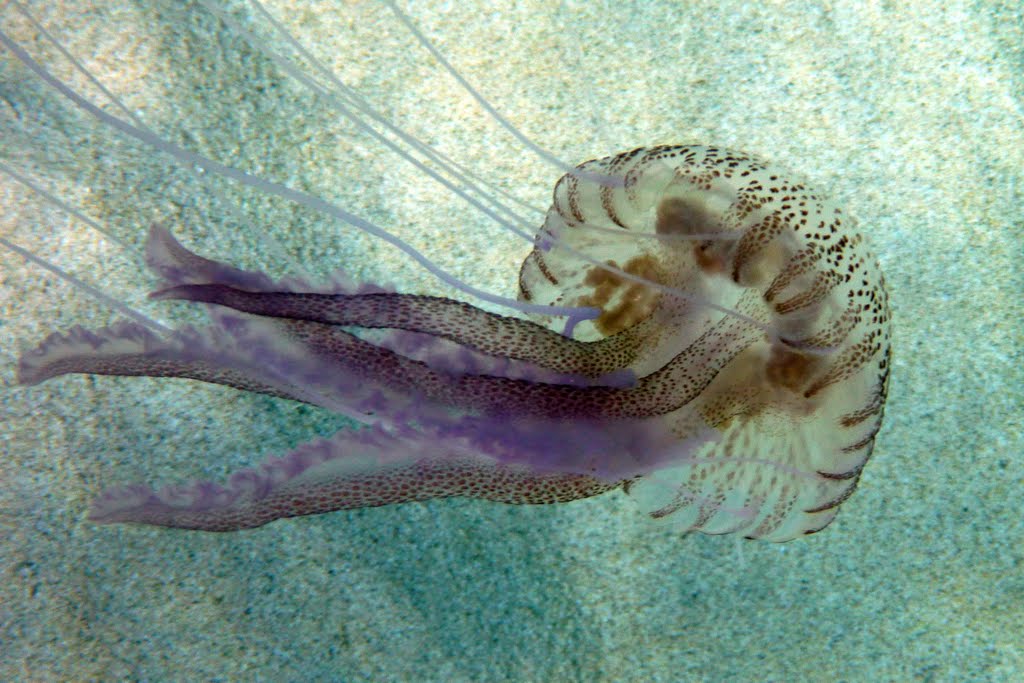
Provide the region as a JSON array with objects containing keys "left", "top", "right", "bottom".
[
  {"left": 15, "top": 346, "right": 50, "bottom": 386},
  {"left": 561, "top": 306, "right": 601, "bottom": 337},
  {"left": 86, "top": 483, "right": 159, "bottom": 525},
  {"left": 148, "top": 284, "right": 204, "bottom": 303},
  {"left": 147, "top": 287, "right": 177, "bottom": 301}
]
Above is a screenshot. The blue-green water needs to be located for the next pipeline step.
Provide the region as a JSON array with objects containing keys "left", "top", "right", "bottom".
[{"left": 1, "top": 1, "right": 1021, "bottom": 680}]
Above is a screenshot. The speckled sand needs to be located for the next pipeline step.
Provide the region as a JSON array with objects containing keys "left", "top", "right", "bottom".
[{"left": 1, "top": 1, "right": 1021, "bottom": 680}]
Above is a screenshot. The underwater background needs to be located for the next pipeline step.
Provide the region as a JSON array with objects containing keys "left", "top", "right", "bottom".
[{"left": 1, "top": 1, "right": 1021, "bottom": 680}]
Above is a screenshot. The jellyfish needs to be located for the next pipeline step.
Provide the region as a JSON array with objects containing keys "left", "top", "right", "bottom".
[{"left": 2, "top": 5, "right": 890, "bottom": 542}]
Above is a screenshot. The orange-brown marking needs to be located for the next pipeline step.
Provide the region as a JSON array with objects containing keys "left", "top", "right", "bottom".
[{"left": 577, "top": 255, "right": 663, "bottom": 336}]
